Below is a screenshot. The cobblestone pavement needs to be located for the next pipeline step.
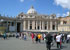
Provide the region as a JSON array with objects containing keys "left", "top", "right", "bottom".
[{"left": 0, "top": 37, "right": 70, "bottom": 50}]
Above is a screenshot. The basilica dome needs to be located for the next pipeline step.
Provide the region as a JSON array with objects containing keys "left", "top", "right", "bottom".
[{"left": 27, "top": 6, "right": 37, "bottom": 14}]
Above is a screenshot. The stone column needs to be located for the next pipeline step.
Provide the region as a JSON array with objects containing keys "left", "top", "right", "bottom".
[
  {"left": 9, "top": 22, "right": 12, "bottom": 32},
  {"left": 23, "top": 20, "right": 26, "bottom": 30},
  {"left": 36, "top": 21, "right": 38, "bottom": 30},
  {"left": 14, "top": 21, "right": 15, "bottom": 26},
  {"left": 40, "top": 21, "right": 41, "bottom": 30},
  {"left": 20, "top": 22, "right": 23, "bottom": 32},
  {"left": 32, "top": 21, "right": 35, "bottom": 30},
  {"left": 6, "top": 21, "right": 8, "bottom": 32},
  {"left": 10, "top": 22, "right": 12, "bottom": 26},
  {"left": 14, "top": 21, "right": 16, "bottom": 32},
  {"left": 28, "top": 21, "right": 30, "bottom": 30},
  {"left": 50, "top": 21, "right": 52, "bottom": 30},
  {"left": 47, "top": 21, "right": 48, "bottom": 30},
  {"left": 16, "top": 22, "right": 17, "bottom": 32},
  {"left": 42, "top": 21, "right": 44, "bottom": 30},
  {"left": 55, "top": 21, "right": 57, "bottom": 30}
]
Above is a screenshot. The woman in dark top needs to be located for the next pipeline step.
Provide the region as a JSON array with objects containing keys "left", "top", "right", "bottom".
[{"left": 35, "top": 34, "right": 38, "bottom": 43}]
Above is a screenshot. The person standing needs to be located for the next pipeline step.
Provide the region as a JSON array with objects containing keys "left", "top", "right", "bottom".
[
  {"left": 54, "top": 34, "right": 57, "bottom": 42},
  {"left": 19, "top": 33, "right": 23, "bottom": 40},
  {"left": 31, "top": 33, "right": 35, "bottom": 43},
  {"left": 56, "top": 34, "right": 61, "bottom": 48},
  {"left": 61, "top": 34, "right": 64, "bottom": 43},
  {"left": 44, "top": 33, "right": 46, "bottom": 41},
  {"left": 38, "top": 33, "right": 41, "bottom": 43},
  {"left": 3, "top": 33, "right": 6, "bottom": 40},
  {"left": 35, "top": 34, "right": 38, "bottom": 43},
  {"left": 45, "top": 34, "right": 52, "bottom": 50},
  {"left": 66, "top": 34, "right": 70, "bottom": 43},
  {"left": 24, "top": 34, "right": 27, "bottom": 40},
  {"left": 64, "top": 34, "right": 67, "bottom": 43}
]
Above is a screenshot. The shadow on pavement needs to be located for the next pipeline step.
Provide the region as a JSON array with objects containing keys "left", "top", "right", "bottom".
[
  {"left": 61, "top": 45, "right": 68, "bottom": 49},
  {"left": 51, "top": 48, "right": 61, "bottom": 50},
  {"left": 40, "top": 42, "right": 45, "bottom": 44},
  {"left": 51, "top": 45, "right": 68, "bottom": 50}
]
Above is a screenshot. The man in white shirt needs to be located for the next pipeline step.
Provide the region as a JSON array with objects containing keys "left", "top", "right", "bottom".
[
  {"left": 56, "top": 34, "right": 61, "bottom": 48},
  {"left": 44, "top": 34, "right": 46, "bottom": 41},
  {"left": 67, "top": 34, "right": 70, "bottom": 43}
]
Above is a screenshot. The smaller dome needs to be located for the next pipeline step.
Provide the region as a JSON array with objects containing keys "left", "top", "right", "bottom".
[{"left": 27, "top": 6, "right": 37, "bottom": 14}]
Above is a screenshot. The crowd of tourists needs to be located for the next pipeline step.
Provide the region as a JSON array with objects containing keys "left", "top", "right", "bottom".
[
  {"left": 17, "top": 32, "right": 27, "bottom": 40},
  {"left": 0, "top": 32, "right": 9, "bottom": 40},
  {"left": 45, "top": 33, "right": 70, "bottom": 50},
  {"left": 30, "top": 33, "right": 70, "bottom": 50},
  {"left": 0, "top": 32, "right": 70, "bottom": 50}
]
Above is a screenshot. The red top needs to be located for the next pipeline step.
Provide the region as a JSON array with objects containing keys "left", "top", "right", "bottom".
[{"left": 31, "top": 33, "right": 35, "bottom": 39}]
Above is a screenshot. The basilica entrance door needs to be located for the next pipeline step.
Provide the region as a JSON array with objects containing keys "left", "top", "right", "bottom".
[{"left": 17, "top": 23, "right": 20, "bottom": 32}]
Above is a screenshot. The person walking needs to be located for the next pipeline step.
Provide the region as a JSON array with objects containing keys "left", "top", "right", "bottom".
[
  {"left": 35, "top": 34, "right": 38, "bottom": 43},
  {"left": 44, "top": 33, "right": 46, "bottom": 41},
  {"left": 3, "top": 33, "right": 6, "bottom": 40},
  {"left": 24, "top": 34, "right": 27, "bottom": 40},
  {"left": 64, "top": 34, "right": 67, "bottom": 43},
  {"left": 31, "top": 33, "right": 35, "bottom": 43},
  {"left": 54, "top": 34, "right": 57, "bottom": 42},
  {"left": 38, "top": 33, "right": 41, "bottom": 43},
  {"left": 45, "top": 34, "right": 52, "bottom": 50},
  {"left": 66, "top": 34, "right": 70, "bottom": 43}
]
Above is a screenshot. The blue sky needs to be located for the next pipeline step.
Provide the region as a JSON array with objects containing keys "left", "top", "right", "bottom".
[{"left": 0, "top": 0, "right": 69, "bottom": 17}]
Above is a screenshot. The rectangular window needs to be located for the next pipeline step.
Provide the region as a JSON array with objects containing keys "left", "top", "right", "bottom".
[
  {"left": 63, "top": 21, "right": 67, "bottom": 24},
  {"left": 52, "top": 25, "right": 55, "bottom": 30},
  {"left": 45, "top": 26, "right": 47, "bottom": 30},
  {"left": 12, "top": 22, "right": 14, "bottom": 26},
  {"left": 44, "top": 22, "right": 47, "bottom": 30},
  {"left": 37, "top": 26, "right": 40, "bottom": 30},
  {"left": 30, "top": 26, "right": 32, "bottom": 30},
  {"left": 21, "top": 15, "right": 23, "bottom": 17}
]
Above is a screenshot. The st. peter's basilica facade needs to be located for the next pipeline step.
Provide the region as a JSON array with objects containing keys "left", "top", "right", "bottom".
[
  {"left": 17, "top": 6, "right": 59, "bottom": 33},
  {"left": 0, "top": 6, "right": 59, "bottom": 33}
]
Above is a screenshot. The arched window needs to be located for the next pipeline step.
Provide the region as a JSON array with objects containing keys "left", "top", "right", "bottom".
[
  {"left": 21, "top": 15, "right": 23, "bottom": 17},
  {"left": 63, "top": 21, "right": 67, "bottom": 24}
]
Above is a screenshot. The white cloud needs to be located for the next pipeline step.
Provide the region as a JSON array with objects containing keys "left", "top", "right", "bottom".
[
  {"left": 20, "top": 0, "right": 24, "bottom": 2},
  {"left": 62, "top": 13, "right": 66, "bottom": 17},
  {"left": 57, "top": 12, "right": 70, "bottom": 17},
  {"left": 62, "top": 11, "right": 70, "bottom": 17},
  {"left": 66, "top": 11, "right": 70, "bottom": 16},
  {"left": 54, "top": 0, "right": 70, "bottom": 9},
  {"left": 56, "top": 13, "right": 60, "bottom": 17},
  {"left": 19, "top": 0, "right": 35, "bottom": 2}
]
